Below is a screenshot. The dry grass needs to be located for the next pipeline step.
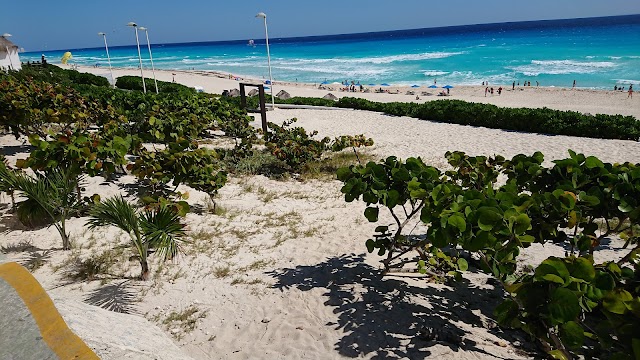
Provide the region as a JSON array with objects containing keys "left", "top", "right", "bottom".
[
  {"left": 160, "top": 306, "right": 207, "bottom": 340},
  {"left": 299, "top": 150, "right": 375, "bottom": 181}
]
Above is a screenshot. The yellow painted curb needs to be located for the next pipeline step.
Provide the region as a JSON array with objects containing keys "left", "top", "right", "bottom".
[{"left": 0, "top": 262, "right": 98, "bottom": 360}]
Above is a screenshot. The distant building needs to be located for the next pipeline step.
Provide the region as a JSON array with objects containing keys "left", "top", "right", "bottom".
[{"left": 0, "top": 35, "right": 21, "bottom": 71}]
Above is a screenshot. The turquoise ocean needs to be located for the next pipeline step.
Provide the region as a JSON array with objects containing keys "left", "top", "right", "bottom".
[{"left": 23, "top": 15, "right": 640, "bottom": 89}]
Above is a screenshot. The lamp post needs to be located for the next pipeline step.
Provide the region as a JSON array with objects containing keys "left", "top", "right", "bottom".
[
  {"left": 138, "top": 27, "right": 159, "bottom": 94},
  {"left": 255, "top": 12, "right": 275, "bottom": 110},
  {"left": 127, "top": 22, "right": 146, "bottom": 94},
  {"left": 97, "top": 32, "right": 115, "bottom": 88},
  {"left": 1, "top": 33, "right": 15, "bottom": 70}
]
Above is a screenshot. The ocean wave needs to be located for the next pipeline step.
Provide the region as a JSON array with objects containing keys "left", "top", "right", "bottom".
[
  {"left": 422, "top": 70, "right": 449, "bottom": 77},
  {"left": 271, "top": 52, "right": 465, "bottom": 66},
  {"left": 613, "top": 79, "right": 640, "bottom": 85},
  {"left": 272, "top": 64, "right": 390, "bottom": 78},
  {"left": 509, "top": 59, "right": 617, "bottom": 76}
]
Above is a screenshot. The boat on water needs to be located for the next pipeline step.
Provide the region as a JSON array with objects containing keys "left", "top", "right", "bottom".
[{"left": 247, "top": 39, "right": 255, "bottom": 47}]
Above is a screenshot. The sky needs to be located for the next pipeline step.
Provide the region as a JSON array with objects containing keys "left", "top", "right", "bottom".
[{"left": 2, "top": 0, "right": 640, "bottom": 51}]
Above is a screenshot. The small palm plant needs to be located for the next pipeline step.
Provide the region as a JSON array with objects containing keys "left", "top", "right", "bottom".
[
  {"left": 0, "top": 165, "right": 83, "bottom": 250},
  {"left": 87, "top": 196, "right": 185, "bottom": 280},
  {"left": 0, "top": 156, "right": 16, "bottom": 210}
]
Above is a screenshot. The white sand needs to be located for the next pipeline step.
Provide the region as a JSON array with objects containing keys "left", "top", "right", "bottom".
[
  {"left": 1, "top": 65, "right": 639, "bottom": 359},
  {"left": 72, "top": 64, "right": 640, "bottom": 119}
]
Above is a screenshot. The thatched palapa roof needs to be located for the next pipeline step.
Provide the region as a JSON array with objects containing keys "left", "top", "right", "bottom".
[
  {"left": 0, "top": 37, "right": 19, "bottom": 50},
  {"left": 323, "top": 93, "right": 338, "bottom": 101},
  {"left": 276, "top": 90, "right": 291, "bottom": 100}
]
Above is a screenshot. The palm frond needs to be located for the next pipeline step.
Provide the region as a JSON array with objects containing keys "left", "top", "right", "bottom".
[
  {"left": 0, "top": 159, "right": 18, "bottom": 193},
  {"left": 87, "top": 196, "right": 139, "bottom": 235},
  {"left": 140, "top": 206, "right": 186, "bottom": 261}
]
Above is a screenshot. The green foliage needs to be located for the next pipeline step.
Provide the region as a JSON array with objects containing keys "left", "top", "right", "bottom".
[
  {"left": 5, "top": 63, "right": 110, "bottom": 87},
  {"left": 234, "top": 91, "right": 640, "bottom": 139},
  {"left": 115, "top": 75, "right": 195, "bottom": 94},
  {"left": 263, "top": 118, "right": 331, "bottom": 169},
  {"left": 87, "top": 196, "right": 186, "bottom": 280},
  {"left": 0, "top": 77, "right": 117, "bottom": 138},
  {"left": 16, "top": 130, "right": 132, "bottom": 177},
  {"left": 264, "top": 118, "right": 373, "bottom": 169},
  {"left": 128, "top": 141, "right": 227, "bottom": 200},
  {"left": 0, "top": 167, "right": 84, "bottom": 250},
  {"left": 338, "top": 150, "right": 640, "bottom": 358}
]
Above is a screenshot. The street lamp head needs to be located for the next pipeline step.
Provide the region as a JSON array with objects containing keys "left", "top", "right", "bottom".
[
  {"left": 139, "top": 27, "right": 147, "bottom": 31},
  {"left": 1, "top": 33, "right": 12, "bottom": 38},
  {"left": 255, "top": 12, "right": 267, "bottom": 19},
  {"left": 98, "top": 32, "right": 106, "bottom": 36},
  {"left": 127, "top": 22, "right": 138, "bottom": 27}
]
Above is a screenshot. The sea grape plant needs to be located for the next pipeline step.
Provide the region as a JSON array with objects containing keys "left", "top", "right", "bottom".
[
  {"left": 264, "top": 118, "right": 373, "bottom": 169},
  {"left": 338, "top": 150, "right": 640, "bottom": 359}
]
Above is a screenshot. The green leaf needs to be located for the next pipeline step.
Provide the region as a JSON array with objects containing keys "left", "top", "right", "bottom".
[
  {"left": 364, "top": 207, "right": 379, "bottom": 222},
  {"left": 542, "top": 274, "right": 566, "bottom": 285},
  {"left": 477, "top": 207, "right": 502, "bottom": 231},
  {"left": 603, "top": 290, "right": 633, "bottom": 315},
  {"left": 511, "top": 214, "right": 531, "bottom": 234},
  {"left": 560, "top": 321, "right": 585, "bottom": 350},
  {"left": 585, "top": 156, "right": 604, "bottom": 169},
  {"left": 448, "top": 214, "right": 467, "bottom": 232},
  {"left": 535, "top": 257, "right": 570, "bottom": 282},
  {"left": 548, "top": 288, "right": 580, "bottom": 324},
  {"left": 595, "top": 272, "right": 615, "bottom": 291},
  {"left": 456, "top": 258, "right": 469, "bottom": 271},
  {"left": 568, "top": 257, "right": 595, "bottom": 282}
]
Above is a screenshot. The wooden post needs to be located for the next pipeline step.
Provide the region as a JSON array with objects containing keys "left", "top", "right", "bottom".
[
  {"left": 239, "top": 83, "right": 247, "bottom": 109},
  {"left": 238, "top": 83, "right": 268, "bottom": 133},
  {"left": 258, "top": 85, "right": 267, "bottom": 133}
]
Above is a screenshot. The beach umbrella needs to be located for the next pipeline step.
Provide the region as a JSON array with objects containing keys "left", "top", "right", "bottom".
[
  {"left": 428, "top": 85, "right": 438, "bottom": 88},
  {"left": 411, "top": 84, "right": 421, "bottom": 88},
  {"left": 264, "top": 86, "right": 270, "bottom": 90},
  {"left": 320, "top": 81, "right": 330, "bottom": 85},
  {"left": 265, "top": 80, "right": 272, "bottom": 85},
  {"left": 443, "top": 85, "right": 454, "bottom": 89},
  {"left": 380, "top": 83, "right": 390, "bottom": 86},
  {"left": 61, "top": 51, "right": 72, "bottom": 64},
  {"left": 368, "top": 84, "right": 376, "bottom": 86}
]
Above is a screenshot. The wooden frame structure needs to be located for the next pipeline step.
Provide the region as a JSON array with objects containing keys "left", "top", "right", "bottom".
[{"left": 239, "top": 83, "right": 268, "bottom": 133}]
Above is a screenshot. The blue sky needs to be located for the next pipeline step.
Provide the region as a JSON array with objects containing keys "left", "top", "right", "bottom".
[{"left": 2, "top": 0, "right": 639, "bottom": 51}]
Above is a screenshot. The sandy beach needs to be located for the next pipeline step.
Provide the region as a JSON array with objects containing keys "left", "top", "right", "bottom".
[
  {"left": 1, "top": 64, "right": 639, "bottom": 359},
  {"left": 71, "top": 64, "right": 640, "bottom": 119}
]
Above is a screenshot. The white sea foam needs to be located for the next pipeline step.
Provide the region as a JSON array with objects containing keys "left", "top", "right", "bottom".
[
  {"left": 509, "top": 60, "right": 617, "bottom": 76},
  {"left": 613, "top": 79, "right": 640, "bottom": 85},
  {"left": 422, "top": 70, "right": 449, "bottom": 77}
]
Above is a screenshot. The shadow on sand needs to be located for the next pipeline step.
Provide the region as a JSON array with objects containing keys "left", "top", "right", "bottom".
[
  {"left": 84, "top": 280, "right": 138, "bottom": 314},
  {"left": 268, "top": 254, "right": 536, "bottom": 359}
]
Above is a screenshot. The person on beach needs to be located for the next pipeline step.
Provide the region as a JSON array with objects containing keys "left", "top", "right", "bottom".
[
  {"left": 490, "top": 87, "right": 494, "bottom": 95},
  {"left": 512, "top": 81, "right": 515, "bottom": 90},
  {"left": 498, "top": 87, "right": 502, "bottom": 95},
  {"left": 573, "top": 80, "right": 576, "bottom": 88},
  {"left": 536, "top": 81, "right": 539, "bottom": 87},
  {"left": 485, "top": 87, "right": 488, "bottom": 97},
  {"left": 629, "top": 84, "right": 634, "bottom": 99}
]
